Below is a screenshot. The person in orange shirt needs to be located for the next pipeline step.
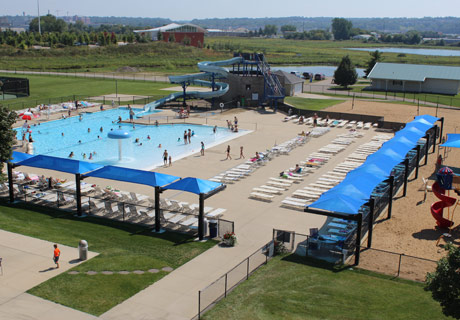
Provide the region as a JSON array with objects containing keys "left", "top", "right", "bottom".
[{"left": 53, "top": 244, "right": 60, "bottom": 269}]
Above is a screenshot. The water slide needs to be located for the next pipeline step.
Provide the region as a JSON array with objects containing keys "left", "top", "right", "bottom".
[
  {"left": 431, "top": 181, "right": 456, "bottom": 228},
  {"left": 135, "top": 57, "right": 244, "bottom": 117}
]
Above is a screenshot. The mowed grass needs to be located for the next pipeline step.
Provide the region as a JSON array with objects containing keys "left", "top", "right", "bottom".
[
  {"left": 203, "top": 255, "right": 448, "bottom": 320},
  {"left": 0, "top": 73, "right": 175, "bottom": 110},
  {"left": 0, "top": 201, "right": 216, "bottom": 315},
  {"left": 284, "top": 97, "right": 345, "bottom": 110}
]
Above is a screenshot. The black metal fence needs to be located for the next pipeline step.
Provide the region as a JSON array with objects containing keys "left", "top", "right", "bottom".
[
  {"left": 196, "top": 240, "right": 275, "bottom": 319},
  {"left": 0, "top": 76, "right": 29, "bottom": 99},
  {"left": 0, "top": 187, "right": 234, "bottom": 238},
  {"left": 302, "top": 83, "right": 460, "bottom": 108}
]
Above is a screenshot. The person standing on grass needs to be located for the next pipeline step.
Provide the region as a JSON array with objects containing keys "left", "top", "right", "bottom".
[
  {"left": 163, "top": 150, "right": 168, "bottom": 166},
  {"left": 226, "top": 145, "right": 232, "bottom": 160},
  {"left": 201, "top": 142, "right": 205, "bottom": 156},
  {"left": 239, "top": 146, "right": 245, "bottom": 159},
  {"left": 53, "top": 244, "right": 60, "bottom": 269}
]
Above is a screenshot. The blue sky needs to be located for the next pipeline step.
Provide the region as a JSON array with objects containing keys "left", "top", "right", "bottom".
[{"left": 7, "top": 0, "right": 460, "bottom": 20}]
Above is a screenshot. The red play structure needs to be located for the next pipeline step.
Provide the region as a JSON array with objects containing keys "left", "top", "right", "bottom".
[{"left": 431, "top": 181, "right": 456, "bottom": 228}]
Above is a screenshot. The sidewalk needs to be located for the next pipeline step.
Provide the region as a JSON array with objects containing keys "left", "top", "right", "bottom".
[{"left": 0, "top": 230, "right": 98, "bottom": 320}]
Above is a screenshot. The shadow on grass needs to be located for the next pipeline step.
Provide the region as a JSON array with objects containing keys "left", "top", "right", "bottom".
[
  {"left": 0, "top": 200, "right": 199, "bottom": 245},
  {"left": 280, "top": 253, "right": 350, "bottom": 273}
]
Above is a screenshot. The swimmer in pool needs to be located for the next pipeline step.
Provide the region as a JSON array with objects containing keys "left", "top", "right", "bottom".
[{"left": 68, "top": 152, "right": 74, "bottom": 158}]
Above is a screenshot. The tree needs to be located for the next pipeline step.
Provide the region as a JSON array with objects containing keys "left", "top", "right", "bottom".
[
  {"left": 281, "top": 25, "right": 297, "bottom": 33},
  {"left": 168, "top": 33, "right": 176, "bottom": 43},
  {"left": 331, "top": 18, "right": 353, "bottom": 40},
  {"left": 157, "top": 31, "right": 163, "bottom": 41},
  {"left": 426, "top": 244, "right": 460, "bottom": 319},
  {"left": 333, "top": 55, "right": 358, "bottom": 88},
  {"left": 29, "top": 14, "right": 67, "bottom": 33},
  {"left": 364, "top": 50, "right": 383, "bottom": 78},
  {"left": 0, "top": 105, "right": 17, "bottom": 181},
  {"left": 263, "top": 25, "right": 278, "bottom": 36}
]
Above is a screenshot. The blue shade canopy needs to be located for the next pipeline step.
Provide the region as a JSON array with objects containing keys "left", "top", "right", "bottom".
[
  {"left": 16, "top": 155, "right": 103, "bottom": 174},
  {"left": 84, "top": 165, "right": 179, "bottom": 187},
  {"left": 309, "top": 194, "right": 367, "bottom": 215},
  {"left": 414, "top": 115, "right": 439, "bottom": 124},
  {"left": 405, "top": 121, "right": 432, "bottom": 133},
  {"left": 162, "top": 177, "right": 224, "bottom": 195},
  {"left": 10, "top": 151, "right": 35, "bottom": 164},
  {"left": 441, "top": 134, "right": 460, "bottom": 148},
  {"left": 390, "top": 135, "right": 418, "bottom": 148}
]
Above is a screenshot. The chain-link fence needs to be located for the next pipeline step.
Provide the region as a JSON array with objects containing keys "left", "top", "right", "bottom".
[
  {"left": 196, "top": 240, "right": 275, "bottom": 319},
  {"left": 359, "top": 247, "right": 437, "bottom": 282},
  {"left": 302, "top": 83, "right": 460, "bottom": 108}
]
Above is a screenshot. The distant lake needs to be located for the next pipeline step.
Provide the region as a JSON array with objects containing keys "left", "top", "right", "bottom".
[
  {"left": 348, "top": 47, "right": 460, "bottom": 57},
  {"left": 274, "top": 66, "right": 366, "bottom": 78}
]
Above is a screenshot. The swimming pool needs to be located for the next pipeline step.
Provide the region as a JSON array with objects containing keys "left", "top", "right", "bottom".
[{"left": 16, "top": 108, "right": 249, "bottom": 170}]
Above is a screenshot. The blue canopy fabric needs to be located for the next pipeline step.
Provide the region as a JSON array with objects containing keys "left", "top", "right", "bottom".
[
  {"left": 9, "top": 151, "right": 35, "bottom": 164},
  {"left": 308, "top": 194, "right": 367, "bottom": 215},
  {"left": 308, "top": 115, "right": 437, "bottom": 215},
  {"left": 16, "top": 155, "right": 103, "bottom": 174},
  {"left": 441, "top": 134, "right": 460, "bottom": 148},
  {"left": 414, "top": 115, "right": 439, "bottom": 124},
  {"left": 162, "top": 177, "right": 223, "bottom": 195},
  {"left": 84, "top": 165, "right": 180, "bottom": 187}
]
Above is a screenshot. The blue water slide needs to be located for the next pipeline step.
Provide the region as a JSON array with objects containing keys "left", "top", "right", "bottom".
[{"left": 136, "top": 57, "right": 244, "bottom": 117}]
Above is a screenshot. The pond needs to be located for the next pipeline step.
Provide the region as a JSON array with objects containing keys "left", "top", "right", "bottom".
[
  {"left": 274, "top": 66, "right": 366, "bottom": 78},
  {"left": 347, "top": 47, "right": 460, "bottom": 57}
]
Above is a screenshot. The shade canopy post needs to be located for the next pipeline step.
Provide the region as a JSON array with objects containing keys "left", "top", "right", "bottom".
[
  {"left": 154, "top": 186, "right": 162, "bottom": 233},
  {"left": 367, "top": 198, "right": 375, "bottom": 248},
  {"left": 415, "top": 144, "right": 421, "bottom": 179},
  {"left": 388, "top": 175, "right": 394, "bottom": 219},
  {"left": 439, "top": 117, "right": 444, "bottom": 144},
  {"left": 198, "top": 193, "right": 205, "bottom": 240},
  {"left": 403, "top": 158, "right": 409, "bottom": 197},
  {"left": 76, "top": 173, "right": 82, "bottom": 216},
  {"left": 432, "top": 125, "right": 438, "bottom": 153},
  {"left": 424, "top": 133, "right": 430, "bottom": 165},
  {"left": 7, "top": 162, "right": 14, "bottom": 203},
  {"left": 354, "top": 213, "right": 363, "bottom": 266}
]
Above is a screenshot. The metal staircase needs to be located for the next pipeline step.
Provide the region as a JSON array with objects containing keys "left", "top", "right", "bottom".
[{"left": 255, "top": 54, "right": 285, "bottom": 101}]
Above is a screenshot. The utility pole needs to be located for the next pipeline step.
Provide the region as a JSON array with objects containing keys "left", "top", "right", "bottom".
[{"left": 37, "top": 0, "right": 41, "bottom": 35}]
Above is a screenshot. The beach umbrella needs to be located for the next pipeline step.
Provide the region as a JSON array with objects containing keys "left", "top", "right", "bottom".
[{"left": 19, "top": 111, "right": 34, "bottom": 120}]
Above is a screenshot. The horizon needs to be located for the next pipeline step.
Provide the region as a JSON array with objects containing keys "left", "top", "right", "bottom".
[{"left": 4, "top": 0, "right": 459, "bottom": 20}]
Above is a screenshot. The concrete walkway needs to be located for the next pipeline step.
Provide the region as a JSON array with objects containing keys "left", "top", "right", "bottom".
[{"left": 0, "top": 230, "right": 99, "bottom": 320}]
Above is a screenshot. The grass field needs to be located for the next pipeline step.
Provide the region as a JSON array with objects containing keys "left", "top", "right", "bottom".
[
  {"left": 1, "top": 39, "right": 460, "bottom": 74},
  {"left": 284, "top": 97, "right": 345, "bottom": 110},
  {"left": 0, "top": 73, "right": 175, "bottom": 110},
  {"left": 203, "top": 255, "right": 448, "bottom": 320},
  {"left": 0, "top": 201, "right": 216, "bottom": 315}
]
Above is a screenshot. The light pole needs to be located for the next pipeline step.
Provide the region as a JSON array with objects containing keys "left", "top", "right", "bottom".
[{"left": 37, "top": 0, "right": 41, "bottom": 35}]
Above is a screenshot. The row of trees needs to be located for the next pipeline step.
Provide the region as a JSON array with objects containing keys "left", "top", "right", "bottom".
[{"left": 284, "top": 30, "right": 331, "bottom": 40}]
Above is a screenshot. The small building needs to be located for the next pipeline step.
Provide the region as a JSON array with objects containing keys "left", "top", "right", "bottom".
[
  {"left": 368, "top": 62, "right": 460, "bottom": 95},
  {"left": 273, "top": 70, "right": 304, "bottom": 96},
  {"left": 135, "top": 23, "right": 206, "bottom": 47}
]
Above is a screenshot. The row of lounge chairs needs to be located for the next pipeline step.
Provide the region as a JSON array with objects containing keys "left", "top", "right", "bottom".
[
  {"left": 210, "top": 136, "right": 309, "bottom": 185},
  {"left": 15, "top": 101, "right": 100, "bottom": 117},
  {"left": 284, "top": 115, "right": 377, "bottom": 130}
]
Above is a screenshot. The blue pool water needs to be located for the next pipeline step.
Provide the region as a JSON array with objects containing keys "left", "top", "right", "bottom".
[{"left": 17, "top": 108, "right": 248, "bottom": 170}]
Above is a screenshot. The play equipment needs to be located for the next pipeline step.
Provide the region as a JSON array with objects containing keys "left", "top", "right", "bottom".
[
  {"left": 135, "top": 53, "right": 285, "bottom": 117},
  {"left": 135, "top": 57, "right": 243, "bottom": 117},
  {"left": 431, "top": 181, "right": 456, "bottom": 228}
]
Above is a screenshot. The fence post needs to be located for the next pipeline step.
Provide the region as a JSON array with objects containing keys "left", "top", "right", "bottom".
[
  {"left": 198, "top": 291, "right": 201, "bottom": 320},
  {"left": 246, "top": 257, "right": 250, "bottom": 280},
  {"left": 397, "top": 254, "right": 403, "bottom": 277},
  {"left": 224, "top": 273, "right": 228, "bottom": 298}
]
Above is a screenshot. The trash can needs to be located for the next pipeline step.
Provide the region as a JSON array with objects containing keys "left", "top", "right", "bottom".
[
  {"left": 79, "top": 240, "right": 88, "bottom": 261},
  {"left": 208, "top": 220, "right": 218, "bottom": 238}
]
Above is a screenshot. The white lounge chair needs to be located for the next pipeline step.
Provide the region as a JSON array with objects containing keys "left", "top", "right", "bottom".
[{"left": 249, "top": 192, "right": 274, "bottom": 202}]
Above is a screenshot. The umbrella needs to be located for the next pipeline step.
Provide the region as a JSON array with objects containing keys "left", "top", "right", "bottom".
[{"left": 19, "top": 111, "right": 34, "bottom": 120}]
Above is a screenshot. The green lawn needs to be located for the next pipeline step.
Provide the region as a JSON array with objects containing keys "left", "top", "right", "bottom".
[
  {"left": 284, "top": 97, "right": 345, "bottom": 110},
  {"left": 203, "top": 255, "right": 449, "bottom": 320},
  {"left": 0, "top": 73, "right": 175, "bottom": 110},
  {"left": 0, "top": 201, "right": 216, "bottom": 315}
]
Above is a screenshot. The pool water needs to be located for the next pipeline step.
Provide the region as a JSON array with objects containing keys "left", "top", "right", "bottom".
[{"left": 17, "top": 108, "right": 249, "bottom": 170}]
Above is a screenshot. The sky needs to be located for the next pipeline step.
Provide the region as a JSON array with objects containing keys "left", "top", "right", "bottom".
[{"left": 5, "top": 0, "right": 460, "bottom": 20}]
